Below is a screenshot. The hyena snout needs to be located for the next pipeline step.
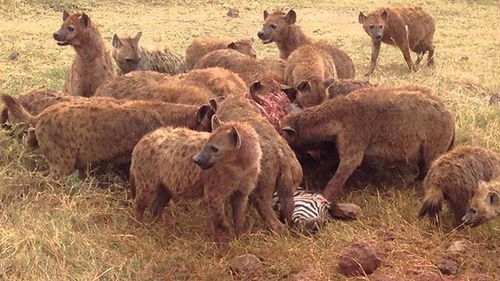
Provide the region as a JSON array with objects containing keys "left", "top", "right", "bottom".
[{"left": 192, "top": 153, "right": 214, "bottom": 170}]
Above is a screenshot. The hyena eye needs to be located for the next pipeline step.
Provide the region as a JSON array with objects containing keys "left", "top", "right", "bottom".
[
  {"left": 369, "top": 25, "right": 375, "bottom": 29},
  {"left": 379, "top": 25, "right": 383, "bottom": 28},
  {"left": 210, "top": 146, "right": 219, "bottom": 153},
  {"left": 270, "top": 24, "right": 277, "bottom": 29},
  {"left": 68, "top": 26, "right": 75, "bottom": 32}
]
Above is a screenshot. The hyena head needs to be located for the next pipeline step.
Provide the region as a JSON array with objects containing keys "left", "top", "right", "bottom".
[
  {"left": 192, "top": 115, "right": 241, "bottom": 170},
  {"left": 258, "top": 10, "right": 296, "bottom": 44},
  {"left": 53, "top": 10, "right": 91, "bottom": 47},
  {"left": 227, "top": 38, "right": 257, "bottom": 58},
  {"left": 285, "top": 78, "right": 334, "bottom": 108},
  {"left": 112, "top": 32, "right": 142, "bottom": 73},
  {"left": 193, "top": 104, "right": 215, "bottom": 132},
  {"left": 462, "top": 180, "right": 500, "bottom": 227},
  {"left": 358, "top": 10, "right": 388, "bottom": 42}
]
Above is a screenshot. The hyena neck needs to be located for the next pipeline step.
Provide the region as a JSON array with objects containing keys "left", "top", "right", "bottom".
[
  {"left": 73, "top": 27, "right": 108, "bottom": 61},
  {"left": 277, "top": 25, "right": 314, "bottom": 59}
]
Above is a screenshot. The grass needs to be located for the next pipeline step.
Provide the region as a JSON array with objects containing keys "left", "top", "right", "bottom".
[{"left": 0, "top": 0, "right": 499, "bottom": 280}]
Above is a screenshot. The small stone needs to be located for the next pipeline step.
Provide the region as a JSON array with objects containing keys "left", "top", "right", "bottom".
[
  {"left": 230, "top": 254, "right": 263, "bottom": 274},
  {"left": 489, "top": 93, "right": 500, "bottom": 105},
  {"left": 446, "top": 240, "right": 469, "bottom": 255},
  {"left": 460, "top": 55, "right": 468, "bottom": 61},
  {"left": 436, "top": 259, "right": 459, "bottom": 276},
  {"left": 330, "top": 203, "right": 362, "bottom": 220},
  {"left": 285, "top": 268, "right": 323, "bottom": 281},
  {"left": 338, "top": 241, "right": 381, "bottom": 276},
  {"left": 8, "top": 51, "right": 19, "bottom": 61},
  {"left": 227, "top": 8, "right": 239, "bottom": 18}
]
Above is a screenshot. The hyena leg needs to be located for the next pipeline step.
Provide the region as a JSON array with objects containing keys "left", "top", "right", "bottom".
[
  {"left": 415, "top": 51, "right": 425, "bottom": 66},
  {"left": 230, "top": 190, "right": 251, "bottom": 235},
  {"left": 251, "top": 183, "right": 286, "bottom": 234},
  {"left": 397, "top": 41, "right": 416, "bottom": 72},
  {"left": 323, "top": 137, "right": 365, "bottom": 200},
  {"left": 427, "top": 45, "right": 435, "bottom": 66},
  {"left": 365, "top": 41, "right": 381, "bottom": 76},
  {"left": 151, "top": 183, "right": 172, "bottom": 219},
  {"left": 205, "top": 196, "right": 230, "bottom": 243}
]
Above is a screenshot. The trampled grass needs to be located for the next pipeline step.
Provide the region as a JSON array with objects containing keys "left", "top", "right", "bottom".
[{"left": 0, "top": 0, "right": 499, "bottom": 280}]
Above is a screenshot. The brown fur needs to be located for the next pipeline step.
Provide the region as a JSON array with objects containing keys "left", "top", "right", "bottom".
[
  {"left": 193, "top": 49, "right": 282, "bottom": 93},
  {"left": 285, "top": 44, "right": 337, "bottom": 108},
  {"left": 95, "top": 68, "right": 247, "bottom": 103},
  {"left": 211, "top": 95, "right": 302, "bottom": 233},
  {"left": 258, "top": 10, "right": 355, "bottom": 79},
  {"left": 359, "top": 6, "right": 436, "bottom": 76},
  {"left": 419, "top": 146, "right": 500, "bottom": 225},
  {"left": 464, "top": 179, "right": 500, "bottom": 227},
  {"left": 54, "top": 11, "right": 115, "bottom": 97},
  {"left": 185, "top": 37, "right": 257, "bottom": 70},
  {"left": 1, "top": 94, "right": 212, "bottom": 178},
  {"left": 327, "top": 79, "right": 374, "bottom": 99},
  {"left": 280, "top": 86, "right": 455, "bottom": 200},
  {"left": 112, "top": 32, "right": 185, "bottom": 75},
  {"left": 130, "top": 118, "right": 261, "bottom": 243},
  {"left": 259, "top": 58, "right": 286, "bottom": 84},
  {"left": 175, "top": 67, "right": 248, "bottom": 98}
]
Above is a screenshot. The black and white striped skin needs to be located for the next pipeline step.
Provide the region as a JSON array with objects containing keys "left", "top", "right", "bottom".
[{"left": 273, "top": 187, "right": 332, "bottom": 233}]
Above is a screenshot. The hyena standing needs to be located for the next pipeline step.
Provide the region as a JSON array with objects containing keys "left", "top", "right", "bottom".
[
  {"left": 130, "top": 116, "right": 262, "bottom": 243},
  {"left": 359, "top": 6, "right": 435, "bottom": 76},
  {"left": 53, "top": 11, "right": 115, "bottom": 97},
  {"left": 112, "top": 32, "right": 186, "bottom": 75}
]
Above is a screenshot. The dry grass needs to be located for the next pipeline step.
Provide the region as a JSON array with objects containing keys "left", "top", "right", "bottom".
[{"left": 0, "top": 0, "right": 499, "bottom": 280}]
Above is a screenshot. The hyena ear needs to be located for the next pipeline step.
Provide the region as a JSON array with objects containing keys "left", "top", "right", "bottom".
[
  {"left": 211, "top": 115, "right": 222, "bottom": 130},
  {"left": 250, "top": 81, "right": 263, "bottom": 96},
  {"left": 358, "top": 12, "right": 367, "bottom": 24},
  {"left": 488, "top": 191, "right": 499, "bottom": 205},
  {"left": 263, "top": 10, "right": 269, "bottom": 20},
  {"left": 229, "top": 126, "right": 242, "bottom": 149},
  {"left": 285, "top": 9, "right": 296, "bottom": 24},
  {"left": 134, "top": 31, "right": 142, "bottom": 42},
  {"left": 227, "top": 42, "right": 237, "bottom": 49},
  {"left": 63, "top": 10, "right": 71, "bottom": 21},
  {"left": 80, "top": 13, "right": 90, "bottom": 27},
  {"left": 281, "top": 126, "right": 297, "bottom": 142},
  {"left": 195, "top": 104, "right": 210, "bottom": 123},
  {"left": 381, "top": 10, "right": 388, "bottom": 21},
  {"left": 112, "top": 34, "right": 123, "bottom": 48},
  {"left": 208, "top": 98, "right": 218, "bottom": 112},
  {"left": 281, "top": 85, "right": 298, "bottom": 102},
  {"left": 323, "top": 77, "right": 335, "bottom": 88},
  {"left": 296, "top": 80, "right": 311, "bottom": 92}
]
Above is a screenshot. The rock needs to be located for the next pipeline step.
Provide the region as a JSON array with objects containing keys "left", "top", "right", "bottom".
[
  {"left": 330, "top": 203, "right": 362, "bottom": 220},
  {"left": 446, "top": 240, "right": 469, "bottom": 255},
  {"left": 229, "top": 254, "right": 263, "bottom": 274},
  {"left": 338, "top": 241, "right": 381, "bottom": 276},
  {"left": 227, "top": 8, "right": 239, "bottom": 18},
  {"left": 436, "top": 259, "right": 459, "bottom": 276},
  {"left": 489, "top": 93, "right": 500, "bottom": 105},
  {"left": 285, "top": 268, "right": 323, "bottom": 281},
  {"left": 8, "top": 51, "right": 19, "bottom": 61}
]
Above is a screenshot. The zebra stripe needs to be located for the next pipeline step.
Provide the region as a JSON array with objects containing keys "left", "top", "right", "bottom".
[{"left": 273, "top": 187, "right": 332, "bottom": 232}]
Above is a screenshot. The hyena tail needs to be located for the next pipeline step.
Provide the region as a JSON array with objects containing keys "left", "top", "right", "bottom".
[
  {"left": 0, "top": 107, "right": 10, "bottom": 129},
  {"left": 418, "top": 187, "right": 444, "bottom": 218},
  {"left": 276, "top": 167, "right": 297, "bottom": 226},
  {"left": 0, "top": 94, "right": 36, "bottom": 126}
]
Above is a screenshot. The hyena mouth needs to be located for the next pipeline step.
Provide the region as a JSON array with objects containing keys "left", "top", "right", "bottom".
[
  {"left": 195, "top": 162, "right": 215, "bottom": 170},
  {"left": 56, "top": 41, "right": 70, "bottom": 46},
  {"left": 261, "top": 38, "right": 273, "bottom": 44}
]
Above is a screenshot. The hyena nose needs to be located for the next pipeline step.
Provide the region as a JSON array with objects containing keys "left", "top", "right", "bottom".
[
  {"left": 53, "top": 32, "right": 60, "bottom": 40},
  {"left": 375, "top": 34, "right": 382, "bottom": 39},
  {"left": 257, "top": 31, "right": 264, "bottom": 39}
]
